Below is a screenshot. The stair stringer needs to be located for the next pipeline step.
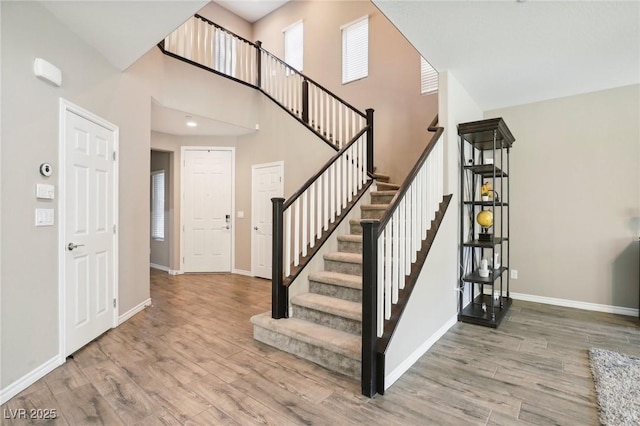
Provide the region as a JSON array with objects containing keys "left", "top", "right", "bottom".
[
  {"left": 382, "top": 197, "right": 458, "bottom": 390},
  {"left": 286, "top": 185, "right": 374, "bottom": 313}
]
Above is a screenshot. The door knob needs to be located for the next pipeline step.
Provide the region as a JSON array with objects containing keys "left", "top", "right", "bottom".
[
  {"left": 67, "top": 243, "right": 85, "bottom": 251},
  {"left": 254, "top": 226, "right": 259, "bottom": 230}
]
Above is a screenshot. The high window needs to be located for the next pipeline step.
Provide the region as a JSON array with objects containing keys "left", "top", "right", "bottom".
[
  {"left": 341, "top": 16, "right": 368, "bottom": 84},
  {"left": 151, "top": 171, "right": 165, "bottom": 241},
  {"left": 284, "top": 21, "right": 304, "bottom": 72},
  {"left": 421, "top": 57, "right": 438, "bottom": 94}
]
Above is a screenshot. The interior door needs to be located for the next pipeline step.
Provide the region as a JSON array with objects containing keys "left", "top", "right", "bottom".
[
  {"left": 183, "top": 149, "right": 232, "bottom": 272},
  {"left": 252, "top": 162, "right": 284, "bottom": 279},
  {"left": 64, "top": 108, "right": 116, "bottom": 356}
]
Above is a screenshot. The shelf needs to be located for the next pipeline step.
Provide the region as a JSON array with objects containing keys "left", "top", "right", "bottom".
[
  {"left": 463, "top": 164, "right": 508, "bottom": 177},
  {"left": 462, "top": 267, "right": 508, "bottom": 284},
  {"left": 457, "top": 118, "right": 515, "bottom": 150},
  {"left": 463, "top": 201, "right": 509, "bottom": 207},
  {"left": 458, "top": 294, "right": 512, "bottom": 328},
  {"left": 463, "top": 237, "right": 508, "bottom": 248}
]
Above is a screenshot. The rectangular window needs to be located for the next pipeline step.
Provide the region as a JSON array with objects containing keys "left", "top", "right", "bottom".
[
  {"left": 342, "top": 16, "right": 368, "bottom": 84},
  {"left": 151, "top": 171, "right": 165, "bottom": 241},
  {"left": 421, "top": 57, "right": 438, "bottom": 94},
  {"left": 284, "top": 21, "right": 304, "bottom": 72}
]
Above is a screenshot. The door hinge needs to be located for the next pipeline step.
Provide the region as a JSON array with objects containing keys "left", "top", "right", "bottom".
[
  {"left": 182, "top": 257, "right": 185, "bottom": 264},
  {"left": 113, "top": 151, "right": 117, "bottom": 161},
  {"left": 113, "top": 298, "right": 117, "bottom": 308},
  {"left": 280, "top": 177, "right": 282, "bottom": 182},
  {"left": 113, "top": 224, "right": 117, "bottom": 234}
]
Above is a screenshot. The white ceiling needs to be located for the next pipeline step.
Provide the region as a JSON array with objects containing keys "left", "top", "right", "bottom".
[
  {"left": 39, "top": 0, "right": 209, "bottom": 70},
  {"left": 373, "top": 0, "right": 640, "bottom": 110},
  {"left": 215, "top": 0, "right": 290, "bottom": 22},
  {"left": 151, "top": 100, "right": 256, "bottom": 136}
]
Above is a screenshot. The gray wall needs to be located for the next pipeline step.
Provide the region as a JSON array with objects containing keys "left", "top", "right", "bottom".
[
  {"left": 1, "top": 1, "right": 152, "bottom": 387},
  {"left": 487, "top": 85, "right": 640, "bottom": 309},
  {"left": 150, "top": 150, "right": 171, "bottom": 268}
]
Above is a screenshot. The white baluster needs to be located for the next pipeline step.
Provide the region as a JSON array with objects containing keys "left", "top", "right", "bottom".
[
  {"left": 302, "top": 191, "right": 308, "bottom": 257},
  {"left": 405, "top": 187, "right": 412, "bottom": 274},
  {"left": 310, "top": 183, "right": 315, "bottom": 248},
  {"left": 342, "top": 152, "right": 348, "bottom": 208},
  {"left": 398, "top": 198, "right": 405, "bottom": 290},
  {"left": 330, "top": 164, "right": 336, "bottom": 223},
  {"left": 316, "top": 177, "right": 323, "bottom": 239},
  {"left": 323, "top": 171, "right": 329, "bottom": 231},
  {"left": 412, "top": 178, "right": 419, "bottom": 262},
  {"left": 332, "top": 99, "right": 337, "bottom": 148},
  {"left": 377, "top": 232, "right": 384, "bottom": 337},
  {"left": 392, "top": 210, "right": 399, "bottom": 304},
  {"left": 294, "top": 199, "right": 300, "bottom": 266},
  {"left": 338, "top": 105, "right": 344, "bottom": 149},
  {"left": 285, "top": 208, "right": 291, "bottom": 276},
  {"left": 384, "top": 220, "right": 392, "bottom": 319},
  {"left": 336, "top": 153, "right": 342, "bottom": 216}
]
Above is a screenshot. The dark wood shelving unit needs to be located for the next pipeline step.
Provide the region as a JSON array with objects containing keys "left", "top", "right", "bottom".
[{"left": 458, "top": 118, "right": 515, "bottom": 328}]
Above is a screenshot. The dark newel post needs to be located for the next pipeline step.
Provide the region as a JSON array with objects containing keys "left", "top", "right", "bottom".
[
  {"left": 302, "top": 79, "right": 310, "bottom": 124},
  {"left": 158, "top": 39, "right": 165, "bottom": 51},
  {"left": 255, "top": 40, "right": 263, "bottom": 89},
  {"left": 366, "top": 108, "right": 375, "bottom": 174},
  {"left": 271, "top": 197, "right": 287, "bottom": 319},
  {"left": 361, "top": 219, "right": 379, "bottom": 397}
]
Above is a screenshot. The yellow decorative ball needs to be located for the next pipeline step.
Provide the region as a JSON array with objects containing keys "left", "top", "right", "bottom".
[{"left": 476, "top": 210, "right": 494, "bottom": 228}]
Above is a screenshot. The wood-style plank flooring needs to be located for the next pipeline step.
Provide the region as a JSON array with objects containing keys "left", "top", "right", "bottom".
[{"left": 3, "top": 269, "right": 639, "bottom": 425}]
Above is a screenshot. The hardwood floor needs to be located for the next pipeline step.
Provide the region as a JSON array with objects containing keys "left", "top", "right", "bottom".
[{"left": 3, "top": 269, "right": 639, "bottom": 425}]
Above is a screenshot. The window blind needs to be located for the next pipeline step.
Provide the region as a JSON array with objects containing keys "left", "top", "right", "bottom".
[
  {"left": 421, "top": 57, "right": 438, "bottom": 94},
  {"left": 342, "top": 17, "right": 368, "bottom": 84},
  {"left": 151, "top": 171, "right": 165, "bottom": 241},
  {"left": 284, "top": 21, "right": 303, "bottom": 72}
]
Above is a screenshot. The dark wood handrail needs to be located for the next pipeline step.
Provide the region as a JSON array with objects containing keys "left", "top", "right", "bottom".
[
  {"left": 377, "top": 115, "right": 443, "bottom": 233},
  {"left": 282, "top": 124, "right": 370, "bottom": 210},
  {"left": 258, "top": 49, "right": 367, "bottom": 119},
  {"left": 194, "top": 14, "right": 258, "bottom": 48}
]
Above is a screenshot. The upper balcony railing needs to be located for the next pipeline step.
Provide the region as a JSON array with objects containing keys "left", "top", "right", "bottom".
[{"left": 161, "top": 14, "right": 367, "bottom": 150}]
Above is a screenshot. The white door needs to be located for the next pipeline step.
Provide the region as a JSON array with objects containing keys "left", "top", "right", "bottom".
[
  {"left": 62, "top": 105, "right": 117, "bottom": 357},
  {"left": 183, "top": 149, "right": 233, "bottom": 272},
  {"left": 252, "top": 162, "right": 284, "bottom": 279}
]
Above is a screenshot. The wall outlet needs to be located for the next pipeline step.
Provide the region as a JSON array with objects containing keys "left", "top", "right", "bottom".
[{"left": 511, "top": 269, "right": 518, "bottom": 279}]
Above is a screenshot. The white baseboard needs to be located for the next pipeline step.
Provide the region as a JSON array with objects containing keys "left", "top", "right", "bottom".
[
  {"left": 118, "top": 298, "right": 152, "bottom": 325},
  {"left": 150, "top": 263, "right": 170, "bottom": 272},
  {"left": 232, "top": 269, "right": 252, "bottom": 277},
  {"left": 385, "top": 314, "right": 458, "bottom": 390},
  {"left": 168, "top": 269, "right": 182, "bottom": 275},
  {"left": 0, "top": 355, "right": 62, "bottom": 405},
  {"left": 511, "top": 292, "right": 639, "bottom": 317}
]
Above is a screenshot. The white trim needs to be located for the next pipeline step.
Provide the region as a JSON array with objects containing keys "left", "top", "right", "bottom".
[
  {"left": 282, "top": 18, "right": 303, "bottom": 33},
  {"left": 58, "top": 98, "right": 119, "bottom": 361},
  {"left": 180, "top": 147, "right": 236, "bottom": 273},
  {"left": 384, "top": 314, "right": 457, "bottom": 390},
  {"left": 0, "top": 355, "right": 62, "bottom": 405},
  {"left": 340, "top": 14, "right": 369, "bottom": 31},
  {"left": 150, "top": 263, "right": 170, "bottom": 272},
  {"left": 510, "top": 292, "right": 639, "bottom": 317},
  {"left": 251, "top": 161, "right": 284, "bottom": 278},
  {"left": 232, "top": 269, "right": 253, "bottom": 277},
  {"left": 169, "top": 269, "right": 183, "bottom": 275},
  {"left": 118, "top": 298, "right": 152, "bottom": 325}
]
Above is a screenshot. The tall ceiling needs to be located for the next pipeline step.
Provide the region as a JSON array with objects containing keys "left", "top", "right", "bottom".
[
  {"left": 373, "top": 0, "right": 640, "bottom": 110},
  {"left": 216, "top": 0, "right": 290, "bottom": 22}
]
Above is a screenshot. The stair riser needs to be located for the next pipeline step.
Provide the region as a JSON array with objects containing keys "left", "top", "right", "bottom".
[
  {"left": 376, "top": 182, "right": 399, "bottom": 191},
  {"left": 338, "top": 240, "right": 362, "bottom": 254},
  {"left": 350, "top": 222, "right": 362, "bottom": 235},
  {"left": 253, "top": 326, "right": 360, "bottom": 379},
  {"left": 325, "top": 259, "right": 362, "bottom": 276},
  {"left": 361, "top": 208, "right": 386, "bottom": 220},
  {"left": 371, "top": 193, "right": 395, "bottom": 204},
  {"left": 292, "top": 305, "right": 361, "bottom": 335},
  {"left": 309, "top": 281, "right": 362, "bottom": 303}
]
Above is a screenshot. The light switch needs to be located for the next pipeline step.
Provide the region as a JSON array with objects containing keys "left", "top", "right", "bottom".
[
  {"left": 35, "top": 208, "right": 55, "bottom": 226},
  {"left": 36, "top": 184, "right": 55, "bottom": 199},
  {"left": 237, "top": 211, "right": 244, "bottom": 218}
]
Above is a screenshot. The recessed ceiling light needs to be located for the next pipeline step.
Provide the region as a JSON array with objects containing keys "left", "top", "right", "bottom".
[{"left": 186, "top": 116, "right": 197, "bottom": 127}]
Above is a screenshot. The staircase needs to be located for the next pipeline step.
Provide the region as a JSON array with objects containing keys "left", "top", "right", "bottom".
[{"left": 251, "top": 173, "right": 398, "bottom": 378}]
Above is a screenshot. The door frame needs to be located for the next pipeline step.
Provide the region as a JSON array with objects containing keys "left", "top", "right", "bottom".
[
  {"left": 58, "top": 98, "right": 119, "bottom": 360},
  {"left": 180, "top": 146, "right": 236, "bottom": 273},
  {"left": 251, "top": 161, "right": 284, "bottom": 277}
]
